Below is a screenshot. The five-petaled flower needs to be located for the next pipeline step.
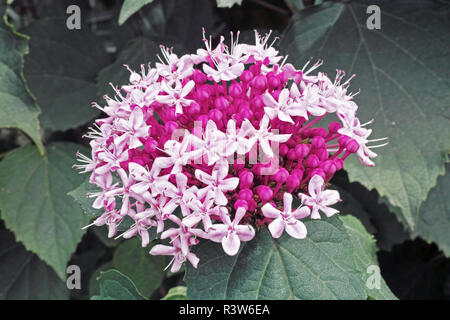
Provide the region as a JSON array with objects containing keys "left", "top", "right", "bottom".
[
  {"left": 262, "top": 193, "right": 310, "bottom": 239},
  {"left": 299, "top": 175, "right": 341, "bottom": 219}
]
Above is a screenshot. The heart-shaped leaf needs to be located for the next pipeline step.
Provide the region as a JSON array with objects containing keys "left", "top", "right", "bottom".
[
  {"left": 0, "top": 143, "right": 89, "bottom": 280},
  {"left": 281, "top": 0, "right": 450, "bottom": 231}
]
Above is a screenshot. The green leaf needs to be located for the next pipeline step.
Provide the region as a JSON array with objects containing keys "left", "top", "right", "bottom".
[
  {"left": 0, "top": 142, "right": 90, "bottom": 280},
  {"left": 88, "top": 261, "right": 113, "bottom": 297},
  {"left": 0, "top": 4, "right": 43, "bottom": 153},
  {"left": 91, "top": 269, "right": 146, "bottom": 300},
  {"left": 68, "top": 176, "right": 104, "bottom": 218},
  {"left": 415, "top": 164, "right": 450, "bottom": 256},
  {"left": 185, "top": 216, "right": 367, "bottom": 300},
  {"left": 0, "top": 224, "right": 68, "bottom": 300},
  {"left": 21, "top": 18, "right": 109, "bottom": 132},
  {"left": 112, "top": 238, "right": 165, "bottom": 297},
  {"left": 281, "top": 0, "right": 450, "bottom": 231},
  {"left": 340, "top": 215, "right": 397, "bottom": 300},
  {"left": 161, "top": 286, "right": 187, "bottom": 300},
  {"left": 332, "top": 174, "right": 410, "bottom": 251},
  {"left": 119, "top": 0, "right": 155, "bottom": 25},
  {"left": 97, "top": 37, "right": 160, "bottom": 97}
]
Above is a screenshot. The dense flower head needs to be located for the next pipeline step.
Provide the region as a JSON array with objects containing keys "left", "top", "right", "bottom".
[{"left": 75, "top": 30, "right": 386, "bottom": 272}]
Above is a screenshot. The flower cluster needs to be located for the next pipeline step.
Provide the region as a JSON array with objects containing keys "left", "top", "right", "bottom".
[{"left": 75, "top": 30, "right": 385, "bottom": 272}]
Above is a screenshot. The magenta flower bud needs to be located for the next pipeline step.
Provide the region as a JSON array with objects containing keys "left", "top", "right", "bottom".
[
  {"left": 229, "top": 83, "right": 243, "bottom": 97},
  {"left": 214, "top": 96, "right": 229, "bottom": 110},
  {"left": 234, "top": 200, "right": 248, "bottom": 211},
  {"left": 316, "top": 148, "right": 329, "bottom": 161},
  {"left": 144, "top": 138, "right": 158, "bottom": 153},
  {"left": 240, "top": 70, "right": 254, "bottom": 83},
  {"left": 310, "top": 127, "right": 327, "bottom": 137},
  {"left": 192, "top": 69, "right": 206, "bottom": 84},
  {"left": 209, "top": 109, "right": 223, "bottom": 128},
  {"left": 278, "top": 71, "right": 288, "bottom": 83},
  {"left": 345, "top": 139, "right": 359, "bottom": 153},
  {"left": 287, "top": 148, "right": 297, "bottom": 161},
  {"left": 268, "top": 76, "right": 281, "bottom": 88},
  {"left": 189, "top": 101, "right": 201, "bottom": 114},
  {"left": 279, "top": 144, "right": 289, "bottom": 157},
  {"left": 164, "top": 121, "right": 178, "bottom": 134},
  {"left": 338, "top": 135, "right": 350, "bottom": 146},
  {"left": 239, "top": 170, "right": 254, "bottom": 188},
  {"left": 240, "top": 109, "right": 253, "bottom": 120},
  {"left": 334, "top": 158, "right": 344, "bottom": 170},
  {"left": 249, "top": 63, "right": 261, "bottom": 75},
  {"left": 291, "top": 168, "right": 304, "bottom": 181},
  {"left": 274, "top": 168, "right": 289, "bottom": 183},
  {"left": 257, "top": 186, "right": 273, "bottom": 202},
  {"left": 295, "top": 144, "right": 311, "bottom": 158},
  {"left": 196, "top": 114, "right": 209, "bottom": 128},
  {"left": 271, "top": 89, "right": 281, "bottom": 101},
  {"left": 286, "top": 174, "right": 300, "bottom": 192},
  {"left": 328, "top": 121, "right": 342, "bottom": 134},
  {"left": 252, "top": 163, "right": 265, "bottom": 176},
  {"left": 321, "top": 160, "right": 337, "bottom": 175},
  {"left": 311, "top": 136, "right": 326, "bottom": 149},
  {"left": 311, "top": 168, "right": 326, "bottom": 180},
  {"left": 305, "top": 154, "right": 320, "bottom": 168},
  {"left": 248, "top": 199, "right": 257, "bottom": 212},
  {"left": 251, "top": 75, "right": 268, "bottom": 90},
  {"left": 239, "top": 188, "right": 253, "bottom": 201},
  {"left": 238, "top": 100, "right": 250, "bottom": 110},
  {"left": 196, "top": 86, "right": 210, "bottom": 101},
  {"left": 251, "top": 95, "right": 264, "bottom": 109}
]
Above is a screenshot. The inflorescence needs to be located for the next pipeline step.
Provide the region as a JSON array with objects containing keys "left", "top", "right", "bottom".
[{"left": 75, "top": 30, "right": 386, "bottom": 272}]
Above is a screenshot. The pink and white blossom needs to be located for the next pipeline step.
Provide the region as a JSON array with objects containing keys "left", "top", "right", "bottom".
[
  {"left": 299, "top": 175, "right": 341, "bottom": 219},
  {"left": 261, "top": 193, "right": 310, "bottom": 239},
  {"left": 76, "top": 30, "right": 382, "bottom": 271}
]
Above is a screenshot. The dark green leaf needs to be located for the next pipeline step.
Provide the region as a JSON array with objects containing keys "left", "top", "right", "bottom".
[
  {"left": 341, "top": 215, "right": 397, "bottom": 300},
  {"left": 415, "top": 164, "right": 450, "bottom": 256},
  {"left": 97, "top": 37, "right": 160, "bottom": 97},
  {"left": 0, "top": 142, "right": 89, "bottom": 280},
  {"left": 332, "top": 173, "right": 410, "bottom": 251},
  {"left": 281, "top": 0, "right": 450, "bottom": 231},
  {"left": 68, "top": 176, "right": 104, "bottom": 218},
  {"left": 0, "top": 224, "right": 68, "bottom": 300},
  {"left": 91, "top": 269, "right": 146, "bottom": 300},
  {"left": 119, "top": 0, "right": 155, "bottom": 25},
  {"left": 161, "top": 286, "right": 187, "bottom": 300},
  {"left": 112, "top": 238, "right": 165, "bottom": 297},
  {"left": 22, "top": 18, "right": 109, "bottom": 131},
  {"left": 185, "top": 216, "right": 367, "bottom": 299},
  {"left": 0, "top": 4, "right": 43, "bottom": 153}
]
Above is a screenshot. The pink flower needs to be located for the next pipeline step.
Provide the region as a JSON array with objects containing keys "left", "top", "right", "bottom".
[
  {"left": 195, "top": 159, "right": 239, "bottom": 205},
  {"left": 150, "top": 238, "right": 199, "bottom": 272},
  {"left": 156, "top": 80, "right": 195, "bottom": 114},
  {"left": 114, "top": 107, "right": 151, "bottom": 148},
  {"left": 242, "top": 115, "right": 291, "bottom": 158},
  {"left": 299, "top": 175, "right": 341, "bottom": 219},
  {"left": 209, "top": 207, "right": 255, "bottom": 256},
  {"left": 261, "top": 193, "right": 310, "bottom": 239}
]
